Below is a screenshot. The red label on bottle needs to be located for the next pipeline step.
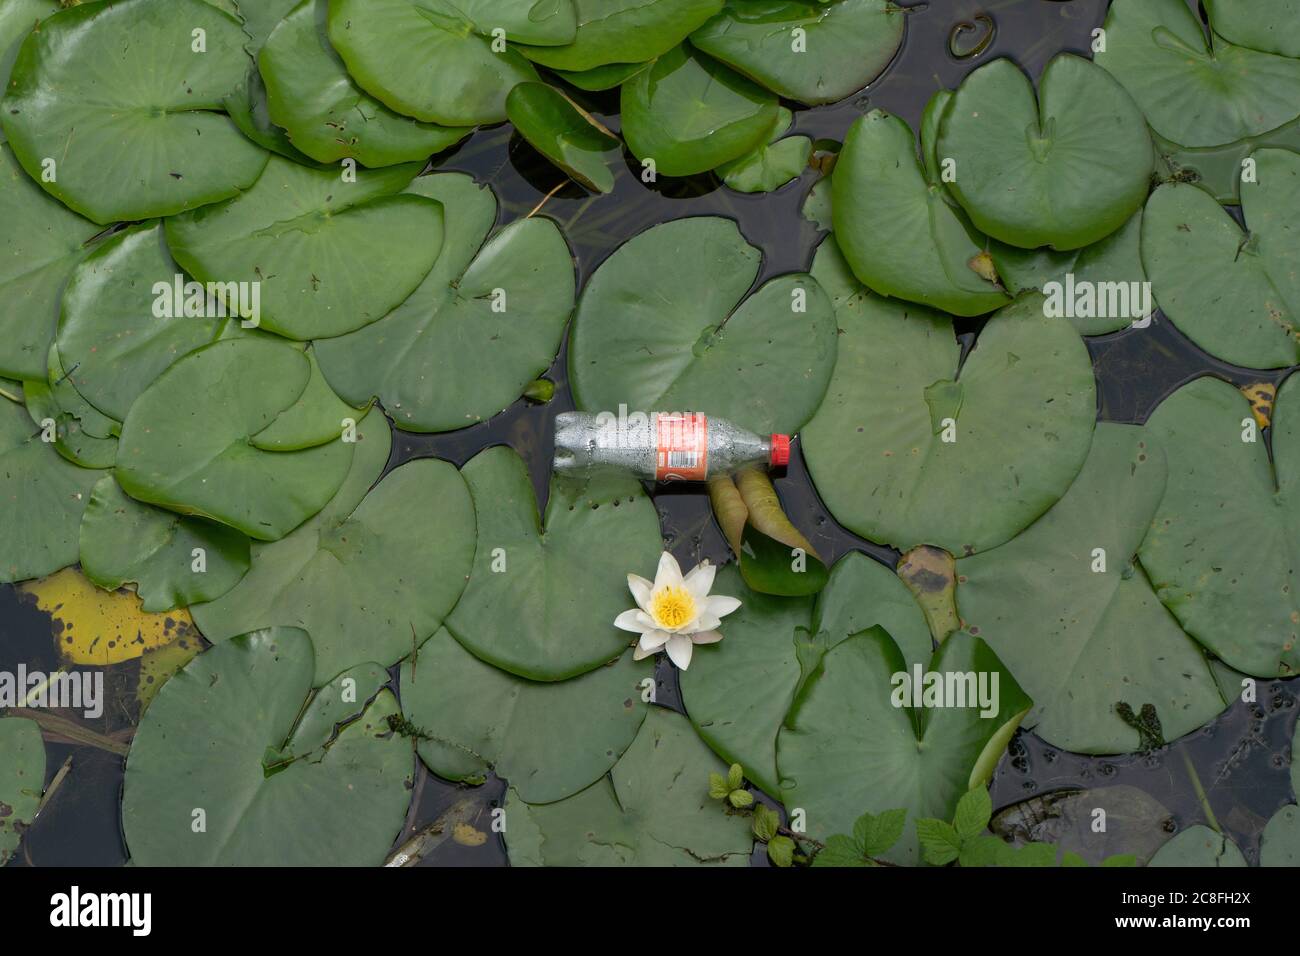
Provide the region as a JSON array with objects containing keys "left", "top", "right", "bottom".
[{"left": 655, "top": 413, "right": 708, "bottom": 481}]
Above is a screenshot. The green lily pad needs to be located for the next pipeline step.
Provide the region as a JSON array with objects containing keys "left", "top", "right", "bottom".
[
  {"left": 314, "top": 173, "right": 575, "bottom": 432},
  {"left": 569, "top": 216, "right": 836, "bottom": 436},
  {"left": 551, "top": 60, "right": 650, "bottom": 91},
  {"left": 191, "top": 414, "right": 476, "bottom": 686},
  {"left": 937, "top": 54, "right": 1152, "bottom": 251},
  {"left": 1139, "top": 375, "right": 1300, "bottom": 677},
  {"left": 261, "top": 0, "right": 471, "bottom": 167},
  {"left": 1148, "top": 825, "right": 1248, "bottom": 866},
  {"left": 514, "top": 0, "right": 722, "bottom": 72},
  {"left": 79, "top": 475, "right": 250, "bottom": 613},
  {"left": 122, "top": 627, "right": 414, "bottom": 865},
  {"left": 621, "top": 45, "right": 779, "bottom": 178},
  {"left": 802, "top": 288, "right": 1096, "bottom": 556},
  {"left": 679, "top": 555, "right": 931, "bottom": 797},
  {"left": 1153, "top": 118, "right": 1300, "bottom": 205},
  {"left": 165, "top": 157, "right": 444, "bottom": 340},
  {"left": 1262, "top": 805, "right": 1300, "bottom": 866},
  {"left": 777, "top": 629, "right": 1031, "bottom": 865},
  {"left": 0, "top": 1, "right": 56, "bottom": 108},
  {"left": 1205, "top": 0, "right": 1300, "bottom": 60},
  {"left": 435, "top": 0, "right": 577, "bottom": 45},
  {"left": 955, "top": 423, "right": 1226, "bottom": 754},
  {"left": 504, "top": 707, "right": 752, "bottom": 866},
  {"left": 445, "top": 445, "right": 662, "bottom": 681},
  {"left": 1, "top": 394, "right": 105, "bottom": 583},
  {"left": 327, "top": 0, "right": 539, "bottom": 126},
  {"left": 832, "top": 103, "right": 1010, "bottom": 317},
  {"left": 0, "top": 716, "right": 44, "bottom": 865},
  {"left": 506, "top": 82, "right": 620, "bottom": 192},
  {"left": 1095, "top": 0, "right": 1300, "bottom": 149},
  {"left": 0, "top": 0, "right": 270, "bottom": 224},
  {"left": 719, "top": 107, "right": 811, "bottom": 194},
  {"left": 0, "top": 144, "right": 103, "bottom": 383},
  {"left": 22, "top": 344, "right": 118, "bottom": 469},
  {"left": 401, "top": 628, "right": 651, "bottom": 803},
  {"left": 691, "top": 0, "right": 904, "bottom": 105},
  {"left": 1141, "top": 148, "right": 1300, "bottom": 370},
  {"left": 115, "top": 337, "right": 356, "bottom": 542}
]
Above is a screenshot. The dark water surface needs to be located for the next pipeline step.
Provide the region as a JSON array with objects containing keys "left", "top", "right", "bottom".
[{"left": 4, "top": 0, "right": 1294, "bottom": 867}]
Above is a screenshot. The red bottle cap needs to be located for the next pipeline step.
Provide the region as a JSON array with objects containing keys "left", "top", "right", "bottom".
[{"left": 769, "top": 434, "right": 791, "bottom": 468}]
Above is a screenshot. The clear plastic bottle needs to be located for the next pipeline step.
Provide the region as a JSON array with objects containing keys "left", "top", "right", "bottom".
[{"left": 553, "top": 409, "right": 790, "bottom": 482}]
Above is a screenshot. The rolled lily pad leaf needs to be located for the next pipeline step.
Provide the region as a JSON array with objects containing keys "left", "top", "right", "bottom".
[
  {"left": 192, "top": 415, "right": 477, "bottom": 686},
  {"left": 122, "top": 627, "right": 414, "bottom": 865},
  {"left": 777, "top": 629, "right": 1031, "bottom": 865},
  {"left": 937, "top": 54, "right": 1152, "bottom": 251},
  {"left": 314, "top": 173, "right": 575, "bottom": 432},
  {"left": 115, "top": 338, "right": 355, "bottom": 542},
  {"left": 621, "top": 45, "right": 779, "bottom": 178},
  {"left": 1141, "top": 149, "right": 1300, "bottom": 370},
  {"left": 832, "top": 105, "right": 1010, "bottom": 316},
  {"left": 0, "top": 716, "right": 44, "bottom": 865},
  {"left": 0, "top": 144, "right": 103, "bottom": 383},
  {"left": 79, "top": 475, "right": 250, "bottom": 613},
  {"left": 680, "top": 555, "right": 930, "bottom": 797},
  {"left": 55, "top": 222, "right": 226, "bottom": 424},
  {"left": 1149, "top": 825, "right": 1247, "bottom": 867},
  {"left": 570, "top": 217, "right": 836, "bottom": 436},
  {"left": 504, "top": 707, "right": 752, "bottom": 866},
  {"left": 1094, "top": 0, "right": 1300, "bottom": 149},
  {"left": 955, "top": 424, "right": 1226, "bottom": 754},
  {"left": 1206, "top": 0, "right": 1300, "bottom": 58},
  {"left": 261, "top": 0, "right": 471, "bottom": 167},
  {"left": 401, "top": 628, "right": 651, "bottom": 803},
  {"left": 22, "top": 345, "right": 118, "bottom": 469},
  {"left": 507, "top": 82, "right": 620, "bottom": 193},
  {"left": 327, "top": 0, "right": 539, "bottom": 127},
  {"left": 165, "top": 157, "right": 443, "bottom": 340},
  {"left": 802, "top": 291, "right": 1096, "bottom": 555},
  {"left": 0, "top": 0, "right": 270, "bottom": 224},
  {"left": 1139, "top": 375, "right": 1300, "bottom": 677},
  {"left": 691, "top": 0, "right": 904, "bottom": 105},
  {"left": 719, "top": 108, "right": 811, "bottom": 194},
  {"left": 551, "top": 60, "right": 650, "bottom": 91},
  {"left": 446, "top": 445, "right": 662, "bottom": 681},
  {"left": 514, "top": 0, "right": 722, "bottom": 72}
]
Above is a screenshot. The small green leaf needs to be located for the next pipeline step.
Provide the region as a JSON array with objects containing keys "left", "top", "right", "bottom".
[
  {"left": 726, "top": 763, "right": 744, "bottom": 791},
  {"left": 812, "top": 834, "right": 872, "bottom": 867},
  {"left": 752, "top": 804, "right": 779, "bottom": 843},
  {"left": 953, "top": 786, "right": 993, "bottom": 840},
  {"left": 915, "top": 818, "right": 961, "bottom": 866},
  {"left": 958, "top": 834, "right": 1009, "bottom": 868},
  {"left": 1101, "top": 853, "right": 1139, "bottom": 867},
  {"left": 708, "top": 772, "right": 730, "bottom": 800},
  {"left": 854, "top": 807, "right": 908, "bottom": 857},
  {"left": 767, "top": 834, "right": 795, "bottom": 868},
  {"left": 728, "top": 788, "right": 753, "bottom": 809}
]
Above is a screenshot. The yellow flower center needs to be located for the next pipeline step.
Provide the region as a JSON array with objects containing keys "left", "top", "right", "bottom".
[{"left": 651, "top": 585, "right": 696, "bottom": 630}]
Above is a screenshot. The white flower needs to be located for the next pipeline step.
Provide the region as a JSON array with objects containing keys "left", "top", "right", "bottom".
[{"left": 614, "top": 552, "right": 742, "bottom": 671}]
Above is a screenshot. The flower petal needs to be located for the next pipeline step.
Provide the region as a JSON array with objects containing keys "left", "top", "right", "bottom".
[
  {"left": 693, "top": 614, "right": 722, "bottom": 632},
  {"left": 683, "top": 560, "right": 716, "bottom": 601},
  {"left": 691, "top": 629, "right": 724, "bottom": 645},
  {"left": 665, "top": 634, "right": 694, "bottom": 670},
  {"left": 614, "top": 608, "right": 645, "bottom": 632},
  {"left": 639, "top": 629, "right": 670, "bottom": 652},
  {"left": 654, "top": 551, "right": 683, "bottom": 589},
  {"left": 704, "top": 594, "right": 742, "bottom": 618},
  {"left": 632, "top": 643, "right": 655, "bottom": 661},
  {"left": 627, "top": 573, "right": 653, "bottom": 611}
]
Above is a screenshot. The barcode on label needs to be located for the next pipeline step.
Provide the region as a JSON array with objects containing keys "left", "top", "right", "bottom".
[{"left": 667, "top": 451, "right": 699, "bottom": 469}]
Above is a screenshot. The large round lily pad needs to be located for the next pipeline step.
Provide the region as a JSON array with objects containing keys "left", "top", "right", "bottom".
[
  {"left": 504, "top": 707, "right": 752, "bottom": 866},
  {"left": 937, "top": 54, "right": 1152, "bottom": 251},
  {"left": 115, "top": 337, "right": 356, "bottom": 542},
  {"left": 446, "top": 445, "right": 662, "bottom": 681},
  {"left": 122, "top": 627, "right": 414, "bottom": 865},
  {"left": 1139, "top": 375, "right": 1300, "bottom": 677},
  {"left": 0, "top": 0, "right": 270, "bottom": 224},
  {"left": 0, "top": 716, "right": 45, "bottom": 865},
  {"left": 832, "top": 105, "right": 1010, "bottom": 317},
  {"left": 315, "top": 173, "right": 575, "bottom": 432},
  {"left": 165, "top": 157, "right": 444, "bottom": 340},
  {"left": 569, "top": 216, "right": 836, "bottom": 436},
  {"left": 1, "top": 395, "right": 105, "bottom": 583},
  {"left": 1205, "top": 0, "right": 1300, "bottom": 58},
  {"left": 691, "top": 0, "right": 904, "bottom": 105},
  {"left": 192, "top": 414, "right": 476, "bottom": 686},
  {"left": 777, "top": 629, "right": 1031, "bottom": 865},
  {"left": 679, "top": 555, "right": 931, "bottom": 797},
  {"left": 506, "top": 82, "right": 620, "bottom": 193},
  {"left": 621, "top": 45, "right": 778, "bottom": 178},
  {"left": 401, "top": 628, "right": 651, "bottom": 803},
  {"left": 514, "top": 0, "right": 722, "bottom": 72},
  {"left": 1095, "top": 0, "right": 1300, "bottom": 149},
  {"left": 260, "top": 0, "right": 471, "bottom": 167},
  {"left": 955, "top": 423, "right": 1227, "bottom": 753},
  {"left": 80, "top": 475, "right": 250, "bottom": 613},
  {"left": 327, "top": 0, "right": 538, "bottom": 127},
  {"left": 802, "top": 289, "right": 1096, "bottom": 556},
  {"left": 1141, "top": 148, "right": 1300, "bottom": 369}
]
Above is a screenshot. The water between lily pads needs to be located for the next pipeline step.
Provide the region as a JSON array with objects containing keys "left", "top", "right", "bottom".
[{"left": 3, "top": 0, "right": 1295, "bottom": 867}]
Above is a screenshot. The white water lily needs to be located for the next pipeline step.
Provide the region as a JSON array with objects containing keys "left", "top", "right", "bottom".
[{"left": 614, "top": 552, "right": 742, "bottom": 671}]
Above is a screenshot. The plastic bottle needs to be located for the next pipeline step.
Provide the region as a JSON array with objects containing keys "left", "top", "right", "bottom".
[{"left": 553, "top": 409, "right": 790, "bottom": 482}]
